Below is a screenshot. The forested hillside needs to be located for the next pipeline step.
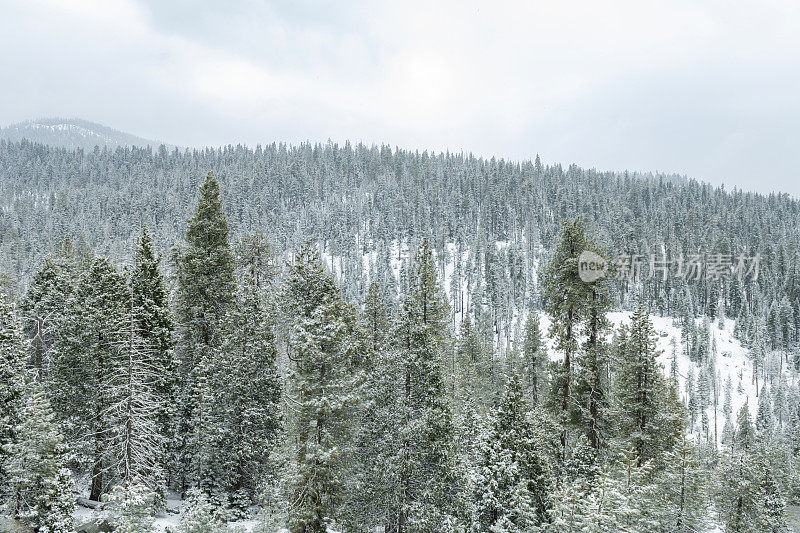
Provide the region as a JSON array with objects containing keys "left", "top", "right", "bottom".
[
  {"left": 2, "top": 138, "right": 800, "bottom": 532},
  {"left": 0, "top": 119, "right": 165, "bottom": 152},
  {"left": 2, "top": 139, "right": 799, "bottom": 334}
]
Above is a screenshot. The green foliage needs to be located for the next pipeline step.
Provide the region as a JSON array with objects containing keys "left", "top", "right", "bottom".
[
  {"left": 390, "top": 239, "right": 463, "bottom": 531},
  {"left": 541, "top": 219, "right": 597, "bottom": 451},
  {"left": 0, "top": 292, "right": 27, "bottom": 490},
  {"left": 175, "top": 170, "right": 237, "bottom": 491},
  {"left": 614, "top": 305, "right": 683, "bottom": 465},
  {"left": 715, "top": 450, "right": 787, "bottom": 533},
  {"left": 104, "top": 483, "right": 158, "bottom": 533},
  {"left": 5, "top": 383, "right": 74, "bottom": 533},
  {"left": 521, "top": 312, "right": 546, "bottom": 407},
  {"left": 178, "top": 489, "right": 227, "bottom": 533},
  {"left": 471, "top": 375, "right": 554, "bottom": 532},
  {"left": 284, "top": 241, "right": 362, "bottom": 533}
]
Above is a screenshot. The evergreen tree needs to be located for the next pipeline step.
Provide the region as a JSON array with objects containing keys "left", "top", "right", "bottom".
[
  {"left": 716, "top": 450, "right": 786, "bottom": 533},
  {"left": 521, "top": 312, "right": 545, "bottom": 407},
  {"left": 104, "top": 483, "right": 158, "bottom": 533},
  {"left": 130, "top": 227, "right": 176, "bottom": 490},
  {"left": 722, "top": 377, "right": 734, "bottom": 444},
  {"left": 541, "top": 219, "right": 593, "bottom": 453},
  {"left": 204, "top": 236, "right": 282, "bottom": 513},
  {"left": 0, "top": 292, "right": 27, "bottom": 491},
  {"left": 105, "top": 315, "right": 165, "bottom": 497},
  {"left": 616, "top": 305, "right": 682, "bottom": 465},
  {"left": 471, "top": 375, "right": 552, "bottom": 532},
  {"left": 659, "top": 435, "right": 707, "bottom": 532},
  {"left": 175, "top": 171, "right": 236, "bottom": 491},
  {"left": 346, "top": 280, "right": 396, "bottom": 530},
  {"left": 391, "top": 238, "right": 462, "bottom": 532},
  {"left": 178, "top": 489, "right": 226, "bottom": 533},
  {"left": 284, "top": 241, "right": 362, "bottom": 533},
  {"left": 5, "top": 382, "right": 73, "bottom": 533},
  {"left": 20, "top": 237, "right": 86, "bottom": 376},
  {"left": 734, "top": 404, "right": 754, "bottom": 451},
  {"left": 455, "top": 314, "right": 493, "bottom": 409},
  {"left": 50, "top": 256, "right": 129, "bottom": 501},
  {"left": 755, "top": 384, "right": 774, "bottom": 441},
  {"left": 575, "top": 275, "right": 611, "bottom": 451}
]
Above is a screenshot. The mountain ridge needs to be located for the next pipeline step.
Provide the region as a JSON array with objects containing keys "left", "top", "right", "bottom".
[{"left": 0, "top": 118, "right": 170, "bottom": 150}]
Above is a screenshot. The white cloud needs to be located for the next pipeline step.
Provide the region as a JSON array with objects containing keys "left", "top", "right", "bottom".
[{"left": 1, "top": 0, "right": 799, "bottom": 194}]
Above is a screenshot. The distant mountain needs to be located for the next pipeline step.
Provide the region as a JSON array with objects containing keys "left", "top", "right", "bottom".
[{"left": 0, "top": 118, "right": 168, "bottom": 150}]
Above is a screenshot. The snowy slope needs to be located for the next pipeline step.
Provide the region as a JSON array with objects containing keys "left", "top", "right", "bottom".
[
  {"left": 0, "top": 118, "right": 168, "bottom": 150},
  {"left": 321, "top": 239, "right": 783, "bottom": 447}
]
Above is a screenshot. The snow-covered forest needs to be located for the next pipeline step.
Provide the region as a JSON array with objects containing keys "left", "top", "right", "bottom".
[{"left": 2, "top": 140, "right": 800, "bottom": 532}]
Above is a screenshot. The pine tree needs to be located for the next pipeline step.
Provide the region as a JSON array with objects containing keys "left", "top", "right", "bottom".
[
  {"left": 130, "top": 227, "right": 176, "bottom": 490},
  {"left": 686, "top": 367, "right": 698, "bottom": 431},
  {"left": 455, "top": 314, "right": 493, "bottom": 409},
  {"left": 471, "top": 375, "right": 552, "bottom": 532},
  {"left": 285, "top": 241, "right": 362, "bottom": 533},
  {"left": 755, "top": 384, "right": 774, "bottom": 441},
  {"left": 204, "top": 236, "right": 282, "bottom": 513},
  {"left": 346, "top": 280, "right": 396, "bottom": 530},
  {"left": 104, "top": 483, "right": 158, "bottom": 533},
  {"left": 575, "top": 275, "right": 611, "bottom": 452},
  {"left": 178, "top": 489, "right": 226, "bottom": 533},
  {"left": 50, "top": 256, "right": 130, "bottom": 501},
  {"left": 521, "top": 312, "right": 545, "bottom": 407},
  {"left": 391, "top": 238, "right": 462, "bottom": 532},
  {"left": 734, "top": 404, "right": 754, "bottom": 451},
  {"left": 659, "top": 435, "right": 707, "bottom": 532},
  {"left": 5, "top": 382, "right": 73, "bottom": 532},
  {"left": 722, "top": 377, "right": 734, "bottom": 445},
  {"left": 363, "top": 280, "right": 390, "bottom": 353},
  {"left": 175, "top": 171, "right": 236, "bottom": 491},
  {"left": 616, "top": 305, "right": 682, "bottom": 465},
  {"left": 716, "top": 450, "right": 786, "bottom": 533},
  {"left": 105, "top": 317, "right": 165, "bottom": 497},
  {"left": 0, "top": 292, "right": 27, "bottom": 492},
  {"left": 541, "top": 219, "right": 593, "bottom": 454},
  {"left": 20, "top": 237, "right": 86, "bottom": 376}
]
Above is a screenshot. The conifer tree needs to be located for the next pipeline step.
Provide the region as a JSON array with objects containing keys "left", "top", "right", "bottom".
[
  {"left": 392, "top": 238, "right": 462, "bottom": 532},
  {"left": 659, "top": 435, "right": 707, "bottom": 532},
  {"left": 722, "top": 377, "right": 734, "bottom": 444},
  {"left": 284, "top": 241, "right": 362, "bottom": 533},
  {"left": 20, "top": 237, "right": 86, "bottom": 376},
  {"left": 50, "top": 256, "right": 129, "bottom": 501},
  {"left": 204, "top": 235, "right": 282, "bottom": 513},
  {"left": 363, "top": 281, "right": 390, "bottom": 353},
  {"left": 175, "top": 171, "right": 236, "bottom": 491},
  {"left": 716, "top": 450, "right": 786, "bottom": 533},
  {"left": 521, "top": 312, "right": 545, "bottom": 406},
  {"left": 0, "top": 292, "right": 26, "bottom": 491},
  {"left": 346, "top": 280, "right": 395, "bottom": 530},
  {"left": 105, "top": 318, "right": 165, "bottom": 497},
  {"left": 755, "top": 384, "right": 774, "bottom": 442},
  {"left": 734, "top": 404, "right": 754, "bottom": 451},
  {"left": 541, "top": 219, "right": 593, "bottom": 453},
  {"left": 471, "top": 375, "right": 552, "bottom": 532},
  {"left": 130, "top": 227, "right": 176, "bottom": 488},
  {"left": 616, "top": 305, "right": 682, "bottom": 465},
  {"left": 576, "top": 274, "right": 611, "bottom": 451},
  {"left": 6, "top": 382, "right": 74, "bottom": 532},
  {"left": 455, "top": 314, "right": 492, "bottom": 409}
]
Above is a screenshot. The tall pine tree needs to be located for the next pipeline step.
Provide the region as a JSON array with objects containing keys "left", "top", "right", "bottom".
[
  {"left": 616, "top": 305, "right": 682, "bottom": 465},
  {"left": 175, "top": 171, "right": 236, "bottom": 492},
  {"left": 541, "top": 219, "right": 593, "bottom": 454},
  {"left": 285, "top": 241, "right": 362, "bottom": 533}
]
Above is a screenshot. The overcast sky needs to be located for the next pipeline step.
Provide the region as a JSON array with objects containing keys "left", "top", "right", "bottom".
[{"left": 2, "top": 0, "right": 799, "bottom": 195}]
